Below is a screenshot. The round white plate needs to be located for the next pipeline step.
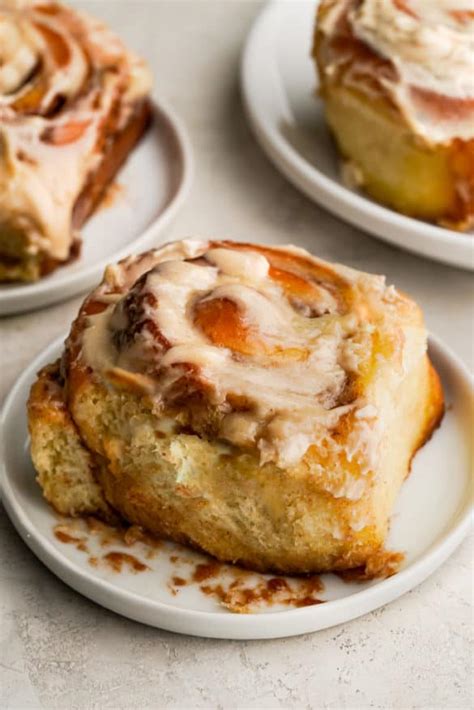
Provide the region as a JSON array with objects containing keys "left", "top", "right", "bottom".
[
  {"left": 241, "top": 0, "right": 474, "bottom": 271},
  {"left": 0, "top": 101, "right": 193, "bottom": 316},
  {"left": 1, "top": 335, "right": 472, "bottom": 639}
]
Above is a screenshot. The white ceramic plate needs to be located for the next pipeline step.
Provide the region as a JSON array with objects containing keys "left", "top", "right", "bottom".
[
  {"left": 0, "top": 101, "right": 193, "bottom": 316},
  {"left": 241, "top": 0, "right": 474, "bottom": 271},
  {"left": 1, "top": 335, "right": 472, "bottom": 639}
]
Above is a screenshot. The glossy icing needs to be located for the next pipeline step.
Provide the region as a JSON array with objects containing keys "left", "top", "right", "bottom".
[{"left": 75, "top": 240, "right": 425, "bottom": 470}]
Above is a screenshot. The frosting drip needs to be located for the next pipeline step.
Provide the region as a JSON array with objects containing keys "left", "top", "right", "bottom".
[{"left": 76, "top": 240, "right": 415, "bottom": 469}]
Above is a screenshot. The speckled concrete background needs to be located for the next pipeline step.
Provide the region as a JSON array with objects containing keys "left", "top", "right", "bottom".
[{"left": 1, "top": 2, "right": 472, "bottom": 708}]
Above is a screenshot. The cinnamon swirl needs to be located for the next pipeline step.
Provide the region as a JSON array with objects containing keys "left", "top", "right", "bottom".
[
  {"left": 28, "top": 240, "right": 444, "bottom": 574},
  {"left": 0, "top": 0, "right": 151, "bottom": 282},
  {"left": 313, "top": 0, "right": 474, "bottom": 230}
]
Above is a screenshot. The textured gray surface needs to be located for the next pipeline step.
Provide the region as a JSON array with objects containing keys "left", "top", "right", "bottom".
[{"left": 0, "top": 2, "right": 473, "bottom": 708}]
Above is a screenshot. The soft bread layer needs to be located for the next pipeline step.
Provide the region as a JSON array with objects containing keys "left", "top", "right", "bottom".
[
  {"left": 321, "top": 87, "right": 458, "bottom": 222},
  {"left": 29, "top": 354, "right": 443, "bottom": 573},
  {"left": 0, "top": 221, "right": 42, "bottom": 282},
  {"left": 28, "top": 363, "right": 115, "bottom": 521}
]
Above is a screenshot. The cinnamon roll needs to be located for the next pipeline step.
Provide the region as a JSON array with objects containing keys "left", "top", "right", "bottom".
[
  {"left": 28, "top": 240, "right": 444, "bottom": 574},
  {"left": 0, "top": 0, "right": 152, "bottom": 282},
  {"left": 313, "top": 0, "right": 474, "bottom": 230}
]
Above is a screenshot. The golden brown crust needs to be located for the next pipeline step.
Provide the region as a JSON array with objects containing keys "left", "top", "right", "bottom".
[{"left": 407, "top": 360, "right": 445, "bottom": 471}]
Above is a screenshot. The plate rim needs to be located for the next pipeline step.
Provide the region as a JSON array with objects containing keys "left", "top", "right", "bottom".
[
  {"left": 0, "top": 98, "right": 194, "bottom": 316},
  {"left": 1, "top": 334, "right": 473, "bottom": 639},
  {"left": 240, "top": 0, "right": 474, "bottom": 272}
]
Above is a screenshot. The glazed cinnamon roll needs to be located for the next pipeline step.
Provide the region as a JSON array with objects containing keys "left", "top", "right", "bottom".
[
  {"left": 0, "top": 0, "right": 151, "bottom": 282},
  {"left": 28, "top": 240, "right": 444, "bottom": 574},
  {"left": 313, "top": 0, "right": 474, "bottom": 230}
]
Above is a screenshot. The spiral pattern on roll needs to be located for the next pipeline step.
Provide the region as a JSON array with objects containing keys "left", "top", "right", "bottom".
[
  {"left": 0, "top": 1, "right": 149, "bottom": 116},
  {"left": 69, "top": 240, "right": 411, "bottom": 468}
]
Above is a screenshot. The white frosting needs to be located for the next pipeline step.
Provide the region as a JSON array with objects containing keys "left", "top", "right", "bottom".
[
  {"left": 206, "top": 248, "right": 270, "bottom": 282},
  {"left": 77, "top": 240, "right": 425, "bottom": 478},
  {"left": 0, "top": 0, "right": 152, "bottom": 259},
  {"left": 349, "top": 0, "right": 474, "bottom": 142},
  {"left": 111, "top": 253, "right": 353, "bottom": 436},
  {"left": 0, "top": 108, "right": 103, "bottom": 257},
  {"left": 0, "top": 16, "right": 41, "bottom": 94}
]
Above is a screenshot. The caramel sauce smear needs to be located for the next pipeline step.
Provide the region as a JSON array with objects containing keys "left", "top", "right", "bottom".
[
  {"left": 53, "top": 518, "right": 402, "bottom": 612},
  {"left": 336, "top": 550, "right": 405, "bottom": 583},
  {"left": 169, "top": 559, "right": 325, "bottom": 613},
  {"left": 53, "top": 518, "right": 327, "bottom": 612},
  {"left": 52, "top": 518, "right": 161, "bottom": 574}
]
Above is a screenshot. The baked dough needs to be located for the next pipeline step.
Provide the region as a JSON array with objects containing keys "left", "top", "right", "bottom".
[
  {"left": 313, "top": 0, "right": 474, "bottom": 230},
  {"left": 28, "top": 240, "right": 444, "bottom": 573},
  {"left": 0, "top": 0, "right": 151, "bottom": 281}
]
